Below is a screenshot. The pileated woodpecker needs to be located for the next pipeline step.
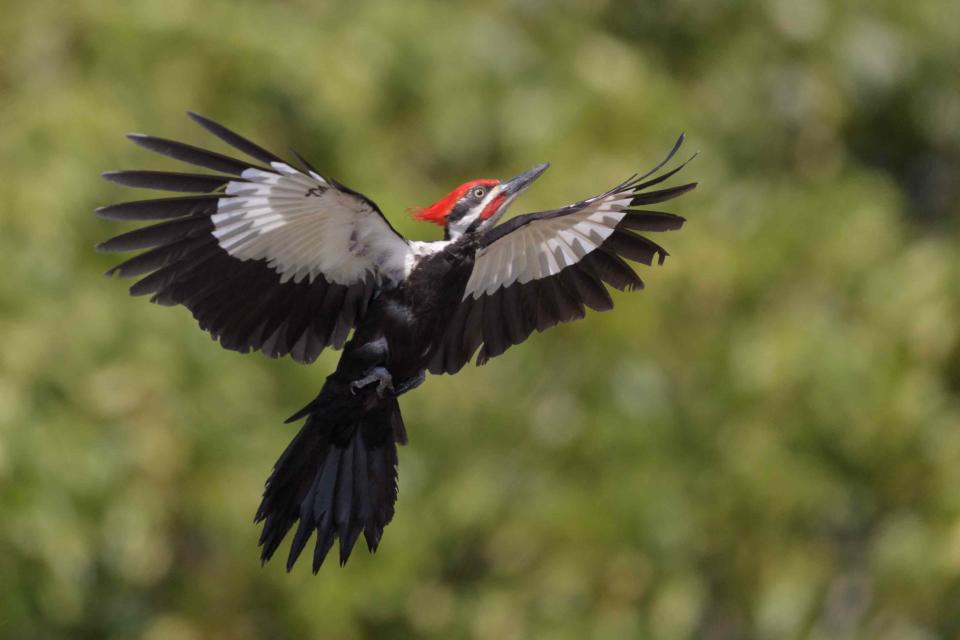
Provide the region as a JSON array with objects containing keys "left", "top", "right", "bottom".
[{"left": 97, "top": 113, "right": 696, "bottom": 571}]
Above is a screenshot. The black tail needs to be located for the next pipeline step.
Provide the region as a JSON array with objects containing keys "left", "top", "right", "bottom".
[{"left": 255, "top": 384, "right": 407, "bottom": 572}]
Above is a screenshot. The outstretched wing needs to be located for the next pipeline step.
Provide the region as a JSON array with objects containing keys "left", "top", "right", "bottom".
[
  {"left": 428, "top": 136, "right": 696, "bottom": 375},
  {"left": 98, "top": 112, "right": 413, "bottom": 363}
]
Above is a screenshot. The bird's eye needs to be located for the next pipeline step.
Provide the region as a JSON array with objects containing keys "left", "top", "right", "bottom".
[{"left": 473, "top": 187, "right": 486, "bottom": 198}]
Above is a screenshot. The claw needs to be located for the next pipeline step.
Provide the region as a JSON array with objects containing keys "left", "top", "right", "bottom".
[{"left": 350, "top": 367, "right": 394, "bottom": 397}]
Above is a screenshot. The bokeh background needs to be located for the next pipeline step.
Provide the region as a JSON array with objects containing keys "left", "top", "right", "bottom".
[{"left": 2, "top": 1, "right": 959, "bottom": 638}]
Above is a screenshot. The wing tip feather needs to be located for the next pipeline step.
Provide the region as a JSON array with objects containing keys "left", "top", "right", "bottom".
[
  {"left": 186, "top": 110, "right": 220, "bottom": 132},
  {"left": 93, "top": 203, "right": 129, "bottom": 221},
  {"left": 125, "top": 133, "right": 154, "bottom": 151}
]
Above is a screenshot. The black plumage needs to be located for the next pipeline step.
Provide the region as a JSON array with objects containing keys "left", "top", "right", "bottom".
[
  {"left": 186, "top": 111, "right": 285, "bottom": 166},
  {"left": 95, "top": 194, "right": 224, "bottom": 221},
  {"left": 101, "top": 170, "right": 235, "bottom": 193},
  {"left": 98, "top": 113, "right": 695, "bottom": 571},
  {"left": 126, "top": 133, "right": 259, "bottom": 175}
]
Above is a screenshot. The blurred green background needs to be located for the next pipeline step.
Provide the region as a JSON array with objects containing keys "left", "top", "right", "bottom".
[{"left": 2, "top": 0, "right": 959, "bottom": 638}]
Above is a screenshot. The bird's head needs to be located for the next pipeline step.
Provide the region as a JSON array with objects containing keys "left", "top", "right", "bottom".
[{"left": 412, "top": 163, "right": 550, "bottom": 240}]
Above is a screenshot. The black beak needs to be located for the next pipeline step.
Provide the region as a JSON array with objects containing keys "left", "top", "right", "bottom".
[{"left": 501, "top": 162, "right": 550, "bottom": 196}]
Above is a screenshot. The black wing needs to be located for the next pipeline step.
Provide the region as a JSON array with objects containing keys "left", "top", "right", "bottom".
[
  {"left": 428, "top": 135, "right": 696, "bottom": 374},
  {"left": 98, "top": 112, "right": 414, "bottom": 364}
]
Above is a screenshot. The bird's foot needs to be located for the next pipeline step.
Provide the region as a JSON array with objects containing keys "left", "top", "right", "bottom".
[
  {"left": 350, "top": 367, "right": 394, "bottom": 398},
  {"left": 393, "top": 371, "right": 426, "bottom": 396}
]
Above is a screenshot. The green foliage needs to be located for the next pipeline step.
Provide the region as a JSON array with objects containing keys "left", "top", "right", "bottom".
[{"left": 1, "top": 0, "right": 958, "bottom": 638}]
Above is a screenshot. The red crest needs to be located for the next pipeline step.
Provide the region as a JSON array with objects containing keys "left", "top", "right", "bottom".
[{"left": 411, "top": 179, "right": 499, "bottom": 225}]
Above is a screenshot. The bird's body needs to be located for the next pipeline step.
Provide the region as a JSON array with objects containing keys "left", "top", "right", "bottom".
[
  {"left": 349, "top": 236, "right": 476, "bottom": 384},
  {"left": 98, "top": 113, "right": 695, "bottom": 571}
]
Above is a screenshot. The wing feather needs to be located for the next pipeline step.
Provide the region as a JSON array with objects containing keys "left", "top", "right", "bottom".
[
  {"left": 101, "top": 170, "right": 235, "bottom": 193},
  {"left": 99, "top": 114, "right": 412, "bottom": 363},
  {"left": 430, "top": 136, "right": 695, "bottom": 374}
]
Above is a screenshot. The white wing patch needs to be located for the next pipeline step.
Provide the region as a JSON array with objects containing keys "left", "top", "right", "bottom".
[
  {"left": 463, "top": 191, "right": 634, "bottom": 299},
  {"left": 211, "top": 163, "right": 412, "bottom": 285}
]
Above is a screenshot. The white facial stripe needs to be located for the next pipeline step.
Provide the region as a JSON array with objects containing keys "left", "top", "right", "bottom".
[
  {"left": 447, "top": 185, "right": 505, "bottom": 240},
  {"left": 478, "top": 186, "right": 501, "bottom": 212},
  {"left": 478, "top": 185, "right": 513, "bottom": 221}
]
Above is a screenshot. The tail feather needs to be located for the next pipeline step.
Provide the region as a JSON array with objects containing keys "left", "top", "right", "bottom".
[{"left": 256, "top": 390, "right": 403, "bottom": 571}]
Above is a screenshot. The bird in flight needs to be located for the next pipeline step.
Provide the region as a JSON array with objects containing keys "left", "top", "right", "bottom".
[{"left": 97, "top": 113, "right": 696, "bottom": 572}]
